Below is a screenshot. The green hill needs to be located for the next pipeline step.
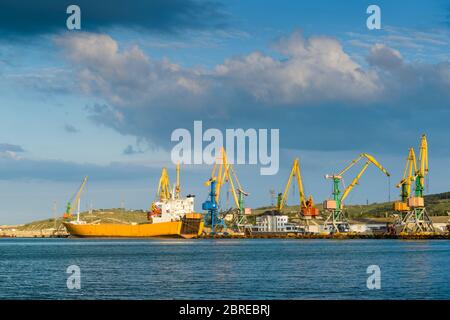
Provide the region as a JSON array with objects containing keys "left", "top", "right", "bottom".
[
  {"left": 246, "top": 192, "right": 450, "bottom": 223},
  {"left": 17, "top": 208, "right": 148, "bottom": 231}
]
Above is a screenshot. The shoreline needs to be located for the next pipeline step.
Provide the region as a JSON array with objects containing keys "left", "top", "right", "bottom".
[{"left": 2, "top": 233, "right": 450, "bottom": 240}]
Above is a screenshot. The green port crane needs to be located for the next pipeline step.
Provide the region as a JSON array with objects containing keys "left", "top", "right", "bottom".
[
  {"left": 324, "top": 153, "right": 390, "bottom": 233},
  {"left": 400, "top": 134, "right": 434, "bottom": 233},
  {"left": 394, "top": 147, "right": 417, "bottom": 213},
  {"left": 415, "top": 134, "right": 429, "bottom": 198}
]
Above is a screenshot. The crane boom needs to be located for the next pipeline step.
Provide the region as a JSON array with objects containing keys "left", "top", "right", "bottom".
[
  {"left": 340, "top": 155, "right": 390, "bottom": 203},
  {"left": 224, "top": 163, "right": 240, "bottom": 209},
  {"left": 326, "top": 153, "right": 390, "bottom": 208},
  {"left": 340, "top": 162, "right": 370, "bottom": 202},
  {"left": 279, "top": 158, "right": 319, "bottom": 217},
  {"left": 175, "top": 162, "right": 180, "bottom": 199},
  {"left": 415, "top": 134, "right": 428, "bottom": 197},
  {"left": 279, "top": 158, "right": 306, "bottom": 210},
  {"left": 396, "top": 147, "right": 417, "bottom": 201},
  {"left": 205, "top": 148, "right": 227, "bottom": 202},
  {"left": 418, "top": 134, "right": 428, "bottom": 177},
  {"left": 338, "top": 153, "right": 389, "bottom": 177},
  {"left": 64, "top": 176, "right": 88, "bottom": 218},
  {"left": 156, "top": 167, "right": 171, "bottom": 201}
]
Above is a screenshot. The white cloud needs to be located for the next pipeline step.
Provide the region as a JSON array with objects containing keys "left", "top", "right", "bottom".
[
  {"left": 58, "top": 32, "right": 382, "bottom": 108},
  {"left": 367, "top": 43, "right": 403, "bottom": 69},
  {"left": 56, "top": 33, "right": 208, "bottom": 109},
  {"left": 217, "top": 32, "right": 380, "bottom": 104},
  {"left": 345, "top": 26, "right": 450, "bottom": 64}
]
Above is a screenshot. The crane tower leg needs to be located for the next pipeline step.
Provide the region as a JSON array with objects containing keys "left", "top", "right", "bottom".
[
  {"left": 401, "top": 207, "right": 434, "bottom": 233},
  {"left": 324, "top": 209, "right": 350, "bottom": 233}
]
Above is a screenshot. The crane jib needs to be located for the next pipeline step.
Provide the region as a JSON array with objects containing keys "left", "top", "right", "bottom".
[{"left": 327, "top": 153, "right": 390, "bottom": 206}]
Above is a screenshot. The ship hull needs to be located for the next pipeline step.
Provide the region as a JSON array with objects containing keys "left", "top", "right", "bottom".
[{"left": 63, "top": 217, "right": 204, "bottom": 238}]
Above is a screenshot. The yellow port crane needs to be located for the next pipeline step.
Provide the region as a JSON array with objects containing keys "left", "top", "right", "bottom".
[
  {"left": 415, "top": 134, "right": 429, "bottom": 199},
  {"left": 400, "top": 134, "right": 433, "bottom": 233},
  {"left": 393, "top": 147, "right": 417, "bottom": 212},
  {"left": 205, "top": 148, "right": 249, "bottom": 229},
  {"left": 324, "top": 153, "right": 390, "bottom": 233},
  {"left": 64, "top": 176, "right": 88, "bottom": 219},
  {"left": 278, "top": 158, "right": 319, "bottom": 218}
]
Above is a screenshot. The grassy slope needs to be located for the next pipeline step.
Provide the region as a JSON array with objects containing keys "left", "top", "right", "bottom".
[
  {"left": 245, "top": 192, "right": 450, "bottom": 223},
  {"left": 18, "top": 193, "right": 450, "bottom": 231},
  {"left": 18, "top": 209, "right": 148, "bottom": 231}
]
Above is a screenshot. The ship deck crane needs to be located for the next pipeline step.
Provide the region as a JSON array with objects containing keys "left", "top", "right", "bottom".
[
  {"left": 149, "top": 164, "right": 181, "bottom": 220},
  {"left": 64, "top": 176, "right": 88, "bottom": 220},
  {"left": 154, "top": 163, "right": 181, "bottom": 201},
  {"left": 278, "top": 158, "right": 319, "bottom": 218},
  {"left": 175, "top": 162, "right": 180, "bottom": 200},
  {"left": 156, "top": 167, "right": 172, "bottom": 201},
  {"left": 324, "top": 153, "right": 390, "bottom": 233},
  {"left": 203, "top": 148, "right": 249, "bottom": 233},
  {"left": 400, "top": 134, "right": 433, "bottom": 233}
]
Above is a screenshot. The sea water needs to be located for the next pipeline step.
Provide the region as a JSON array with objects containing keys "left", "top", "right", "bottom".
[{"left": 0, "top": 238, "right": 448, "bottom": 299}]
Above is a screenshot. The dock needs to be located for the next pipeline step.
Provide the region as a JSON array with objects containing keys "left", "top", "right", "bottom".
[
  {"left": 200, "top": 232, "right": 450, "bottom": 240},
  {"left": 0, "top": 226, "right": 68, "bottom": 238}
]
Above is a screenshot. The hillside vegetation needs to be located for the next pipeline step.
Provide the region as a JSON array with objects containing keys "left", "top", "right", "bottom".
[{"left": 17, "top": 209, "right": 148, "bottom": 231}]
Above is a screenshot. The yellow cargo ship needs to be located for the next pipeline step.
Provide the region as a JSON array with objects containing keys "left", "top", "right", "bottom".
[
  {"left": 63, "top": 165, "right": 205, "bottom": 239},
  {"left": 63, "top": 213, "right": 204, "bottom": 238}
]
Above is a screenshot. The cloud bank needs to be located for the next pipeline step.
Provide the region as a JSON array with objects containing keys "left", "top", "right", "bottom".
[{"left": 54, "top": 31, "right": 450, "bottom": 153}]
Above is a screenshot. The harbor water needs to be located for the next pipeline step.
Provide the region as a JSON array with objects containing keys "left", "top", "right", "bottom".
[{"left": 0, "top": 238, "right": 449, "bottom": 299}]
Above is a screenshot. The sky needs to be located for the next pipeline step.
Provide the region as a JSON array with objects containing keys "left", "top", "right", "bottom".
[{"left": 0, "top": 0, "right": 449, "bottom": 224}]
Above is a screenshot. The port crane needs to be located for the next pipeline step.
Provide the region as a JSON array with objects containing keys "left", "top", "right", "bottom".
[
  {"left": 324, "top": 154, "right": 390, "bottom": 233},
  {"left": 278, "top": 158, "right": 319, "bottom": 219},
  {"left": 63, "top": 176, "right": 88, "bottom": 220},
  {"left": 202, "top": 178, "right": 220, "bottom": 234},
  {"left": 393, "top": 147, "right": 417, "bottom": 213},
  {"left": 203, "top": 148, "right": 249, "bottom": 233},
  {"left": 400, "top": 134, "right": 434, "bottom": 233}
]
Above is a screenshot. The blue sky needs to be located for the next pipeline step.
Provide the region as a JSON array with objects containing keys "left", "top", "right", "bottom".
[{"left": 0, "top": 0, "right": 449, "bottom": 224}]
